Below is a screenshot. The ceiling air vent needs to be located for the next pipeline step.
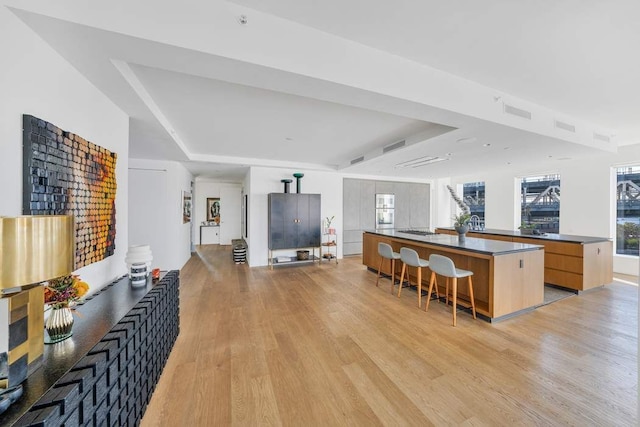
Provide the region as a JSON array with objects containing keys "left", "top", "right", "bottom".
[
  {"left": 350, "top": 156, "right": 365, "bottom": 165},
  {"left": 394, "top": 156, "right": 448, "bottom": 168},
  {"left": 593, "top": 132, "right": 610, "bottom": 143},
  {"left": 383, "top": 139, "right": 406, "bottom": 154},
  {"left": 503, "top": 103, "right": 532, "bottom": 120},
  {"left": 554, "top": 120, "right": 576, "bottom": 133}
]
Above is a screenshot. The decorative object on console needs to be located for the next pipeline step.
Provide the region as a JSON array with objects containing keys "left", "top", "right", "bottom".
[
  {"left": 0, "top": 215, "right": 74, "bottom": 405},
  {"left": 129, "top": 263, "right": 148, "bottom": 287},
  {"left": 22, "top": 115, "right": 117, "bottom": 269},
  {"left": 43, "top": 274, "right": 89, "bottom": 343},
  {"left": 125, "top": 245, "right": 153, "bottom": 284}
]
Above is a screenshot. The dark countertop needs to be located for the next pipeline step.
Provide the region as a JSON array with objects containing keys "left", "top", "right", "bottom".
[
  {"left": 0, "top": 274, "right": 162, "bottom": 426},
  {"left": 436, "top": 227, "right": 611, "bottom": 244},
  {"left": 365, "top": 230, "right": 543, "bottom": 256}
]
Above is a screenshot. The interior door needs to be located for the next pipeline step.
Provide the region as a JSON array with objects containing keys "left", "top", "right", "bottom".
[{"left": 219, "top": 184, "right": 242, "bottom": 245}]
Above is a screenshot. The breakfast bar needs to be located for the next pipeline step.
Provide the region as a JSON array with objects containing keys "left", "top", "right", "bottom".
[{"left": 363, "top": 230, "right": 545, "bottom": 321}]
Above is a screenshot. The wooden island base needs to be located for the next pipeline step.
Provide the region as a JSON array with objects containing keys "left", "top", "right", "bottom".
[
  {"left": 436, "top": 228, "right": 613, "bottom": 292},
  {"left": 363, "top": 231, "right": 545, "bottom": 321}
]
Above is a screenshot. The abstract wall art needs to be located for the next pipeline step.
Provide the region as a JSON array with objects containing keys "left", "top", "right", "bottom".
[{"left": 22, "top": 114, "right": 118, "bottom": 268}]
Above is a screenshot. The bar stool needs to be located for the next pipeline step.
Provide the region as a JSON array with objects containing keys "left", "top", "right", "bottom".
[
  {"left": 426, "top": 254, "right": 476, "bottom": 326},
  {"left": 398, "top": 247, "right": 437, "bottom": 308},
  {"left": 376, "top": 243, "right": 401, "bottom": 294}
]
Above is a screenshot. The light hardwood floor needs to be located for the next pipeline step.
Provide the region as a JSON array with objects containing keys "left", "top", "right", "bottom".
[{"left": 141, "top": 245, "right": 638, "bottom": 426}]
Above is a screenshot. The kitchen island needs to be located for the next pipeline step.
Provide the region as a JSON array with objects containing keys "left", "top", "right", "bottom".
[
  {"left": 435, "top": 228, "right": 613, "bottom": 292},
  {"left": 363, "top": 230, "right": 545, "bottom": 321}
]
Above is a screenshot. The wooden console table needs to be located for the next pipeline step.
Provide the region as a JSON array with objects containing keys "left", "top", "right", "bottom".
[{"left": 0, "top": 271, "right": 180, "bottom": 426}]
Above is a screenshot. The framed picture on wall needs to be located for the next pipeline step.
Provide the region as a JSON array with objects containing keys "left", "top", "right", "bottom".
[
  {"left": 182, "top": 191, "right": 192, "bottom": 223},
  {"left": 207, "top": 197, "right": 221, "bottom": 224}
]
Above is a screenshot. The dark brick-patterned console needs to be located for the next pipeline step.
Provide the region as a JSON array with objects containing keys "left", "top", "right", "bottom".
[{"left": 0, "top": 271, "right": 179, "bottom": 426}]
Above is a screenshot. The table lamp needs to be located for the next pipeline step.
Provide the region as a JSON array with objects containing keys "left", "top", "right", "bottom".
[{"left": 0, "top": 216, "right": 74, "bottom": 390}]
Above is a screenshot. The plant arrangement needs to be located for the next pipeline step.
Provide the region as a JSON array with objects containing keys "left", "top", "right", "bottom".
[
  {"left": 453, "top": 213, "right": 472, "bottom": 227},
  {"left": 325, "top": 215, "right": 335, "bottom": 229},
  {"left": 518, "top": 222, "right": 537, "bottom": 230},
  {"left": 447, "top": 185, "right": 471, "bottom": 227},
  {"left": 44, "top": 275, "right": 89, "bottom": 309}
]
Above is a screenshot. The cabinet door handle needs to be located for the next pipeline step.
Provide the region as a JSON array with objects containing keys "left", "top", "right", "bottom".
[
  {"left": 519, "top": 259, "right": 524, "bottom": 268},
  {"left": 597, "top": 248, "right": 601, "bottom": 255}
]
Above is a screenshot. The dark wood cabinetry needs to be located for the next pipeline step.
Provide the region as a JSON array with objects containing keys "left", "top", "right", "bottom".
[
  {"left": 268, "top": 193, "right": 321, "bottom": 266},
  {"left": 269, "top": 193, "right": 321, "bottom": 249}
]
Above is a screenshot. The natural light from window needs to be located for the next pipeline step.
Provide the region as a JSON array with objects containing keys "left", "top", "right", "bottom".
[
  {"left": 520, "top": 174, "right": 560, "bottom": 233},
  {"left": 615, "top": 166, "right": 640, "bottom": 256},
  {"left": 463, "top": 181, "right": 485, "bottom": 230}
]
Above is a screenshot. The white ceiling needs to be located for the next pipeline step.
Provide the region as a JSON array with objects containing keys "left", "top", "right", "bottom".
[{"left": 7, "top": 0, "right": 640, "bottom": 182}]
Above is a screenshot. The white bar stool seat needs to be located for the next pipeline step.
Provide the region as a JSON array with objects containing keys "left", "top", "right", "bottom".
[
  {"left": 376, "top": 243, "right": 402, "bottom": 294},
  {"left": 398, "top": 247, "right": 437, "bottom": 308},
  {"left": 426, "top": 254, "right": 476, "bottom": 326}
]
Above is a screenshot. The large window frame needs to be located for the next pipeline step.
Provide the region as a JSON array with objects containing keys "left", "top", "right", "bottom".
[
  {"left": 520, "top": 174, "right": 560, "bottom": 234},
  {"left": 615, "top": 165, "right": 640, "bottom": 256},
  {"left": 463, "top": 181, "right": 485, "bottom": 230}
]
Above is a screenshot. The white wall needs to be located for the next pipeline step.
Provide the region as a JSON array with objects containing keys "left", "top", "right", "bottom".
[
  {"left": 449, "top": 144, "right": 640, "bottom": 276},
  {"left": 0, "top": 6, "right": 129, "bottom": 291},
  {"left": 248, "top": 167, "right": 343, "bottom": 267},
  {"left": 129, "top": 159, "right": 193, "bottom": 270}
]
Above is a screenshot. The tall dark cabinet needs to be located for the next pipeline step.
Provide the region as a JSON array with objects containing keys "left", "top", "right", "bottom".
[{"left": 268, "top": 193, "right": 321, "bottom": 265}]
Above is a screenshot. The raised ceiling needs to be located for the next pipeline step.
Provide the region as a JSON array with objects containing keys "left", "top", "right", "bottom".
[{"left": 7, "top": 0, "right": 640, "bottom": 181}]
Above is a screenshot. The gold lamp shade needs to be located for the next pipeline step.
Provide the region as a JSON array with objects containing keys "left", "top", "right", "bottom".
[{"left": 0, "top": 216, "right": 75, "bottom": 290}]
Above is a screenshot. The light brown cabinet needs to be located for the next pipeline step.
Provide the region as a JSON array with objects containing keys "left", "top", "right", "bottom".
[{"left": 436, "top": 228, "right": 613, "bottom": 292}]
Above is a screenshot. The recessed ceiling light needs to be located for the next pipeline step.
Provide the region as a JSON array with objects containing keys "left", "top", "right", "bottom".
[
  {"left": 557, "top": 157, "right": 572, "bottom": 161},
  {"left": 483, "top": 143, "right": 491, "bottom": 147},
  {"left": 446, "top": 152, "right": 452, "bottom": 156},
  {"left": 504, "top": 147, "right": 510, "bottom": 150},
  {"left": 456, "top": 137, "right": 476, "bottom": 144},
  {"left": 285, "top": 137, "right": 293, "bottom": 141}
]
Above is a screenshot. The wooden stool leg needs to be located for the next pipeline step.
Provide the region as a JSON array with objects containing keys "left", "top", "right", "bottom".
[
  {"left": 417, "top": 267, "right": 422, "bottom": 308},
  {"left": 445, "top": 277, "right": 450, "bottom": 305},
  {"left": 452, "top": 277, "right": 457, "bottom": 327},
  {"left": 398, "top": 263, "right": 406, "bottom": 297},
  {"left": 433, "top": 274, "right": 439, "bottom": 299},
  {"left": 426, "top": 272, "right": 436, "bottom": 311},
  {"left": 468, "top": 276, "right": 476, "bottom": 319},
  {"left": 390, "top": 259, "right": 396, "bottom": 294},
  {"left": 376, "top": 256, "right": 383, "bottom": 287}
]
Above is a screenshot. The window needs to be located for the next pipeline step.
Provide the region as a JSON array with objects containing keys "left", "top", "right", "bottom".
[
  {"left": 521, "top": 174, "right": 560, "bottom": 233},
  {"left": 463, "top": 181, "right": 485, "bottom": 230},
  {"left": 615, "top": 166, "right": 640, "bottom": 255}
]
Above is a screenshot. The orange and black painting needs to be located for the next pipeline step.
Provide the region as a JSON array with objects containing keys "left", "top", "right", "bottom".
[{"left": 22, "top": 115, "right": 117, "bottom": 268}]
